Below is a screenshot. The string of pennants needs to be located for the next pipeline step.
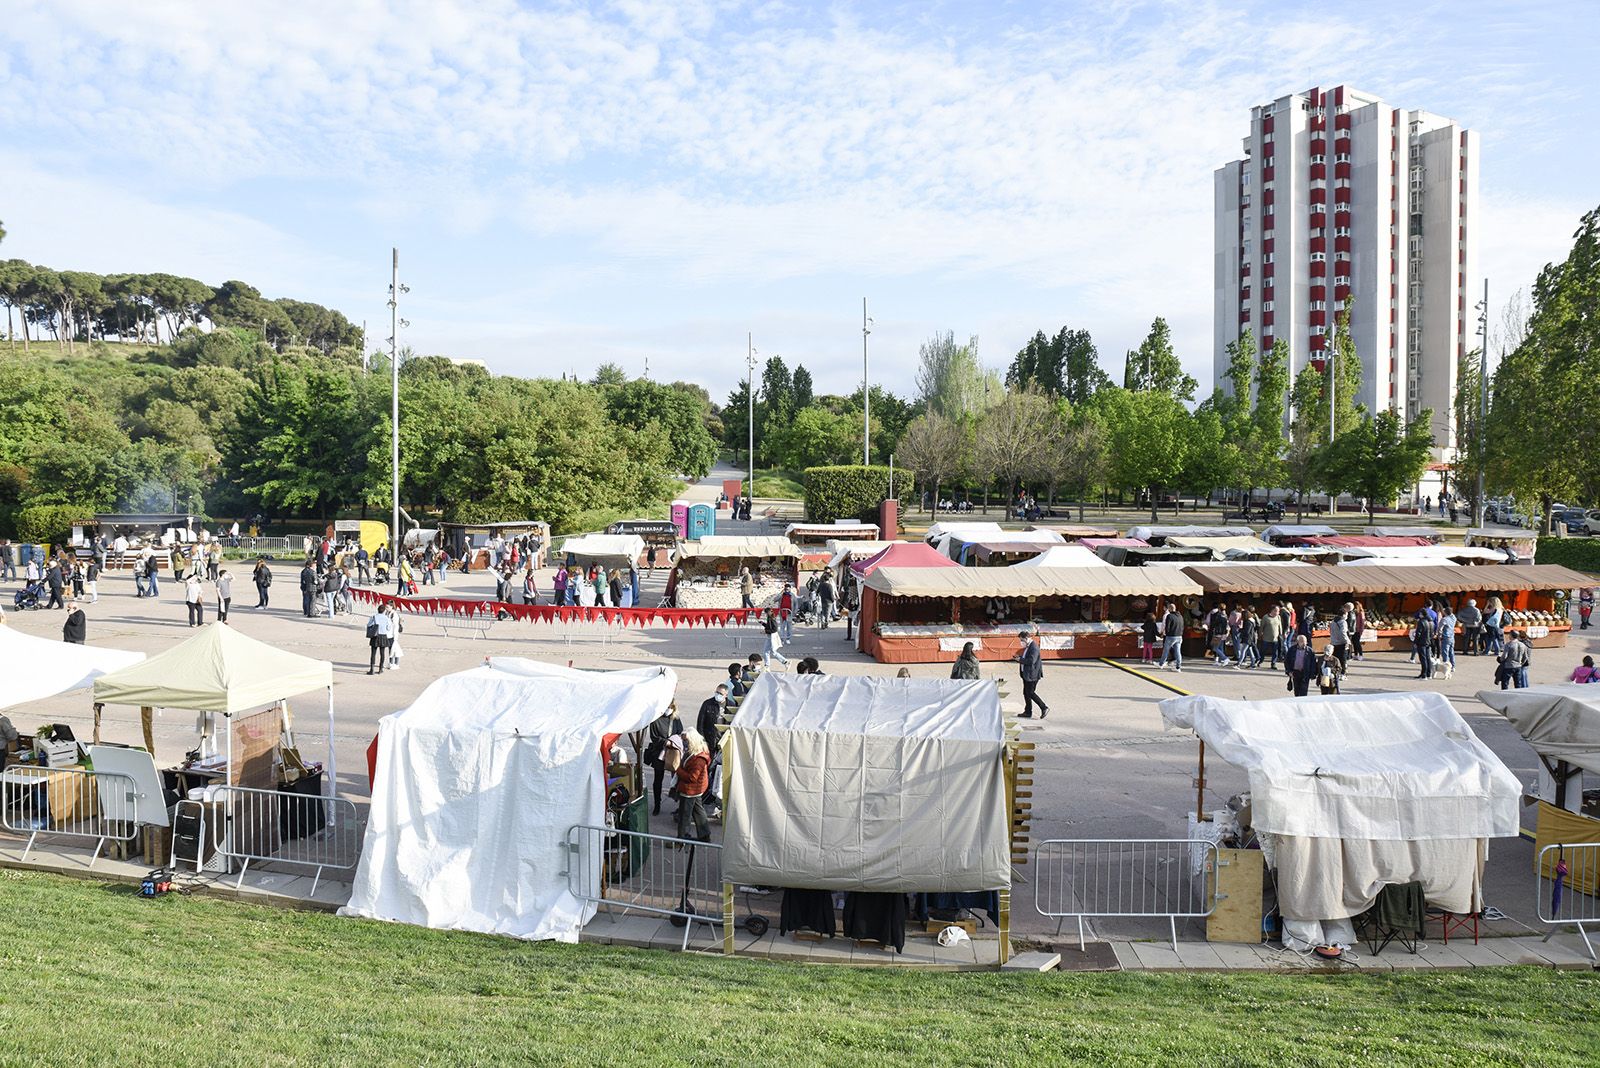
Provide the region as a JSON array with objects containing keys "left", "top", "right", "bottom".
[{"left": 349, "top": 586, "right": 759, "bottom": 628}]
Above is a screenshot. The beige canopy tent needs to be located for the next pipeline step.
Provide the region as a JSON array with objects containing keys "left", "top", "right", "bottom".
[
  {"left": 1165, "top": 535, "right": 1309, "bottom": 560},
  {"left": 863, "top": 564, "right": 1202, "bottom": 599},
  {"left": 92, "top": 623, "right": 337, "bottom": 789},
  {"left": 675, "top": 535, "right": 800, "bottom": 561},
  {"left": 1181, "top": 563, "right": 1593, "bottom": 597}
]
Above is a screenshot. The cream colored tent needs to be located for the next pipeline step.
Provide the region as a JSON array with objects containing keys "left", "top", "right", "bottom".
[{"left": 92, "top": 623, "right": 336, "bottom": 787}]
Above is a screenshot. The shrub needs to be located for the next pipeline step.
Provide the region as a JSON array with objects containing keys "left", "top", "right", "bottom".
[
  {"left": 1535, "top": 537, "right": 1600, "bottom": 574},
  {"left": 803, "top": 465, "right": 913, "bottom": 524},
  {"left": 14, "top": 503, "right": 91, "bottom": 546}
]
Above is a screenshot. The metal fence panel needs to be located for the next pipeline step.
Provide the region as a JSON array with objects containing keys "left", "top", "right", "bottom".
[
  {"left": 564, "top": 823, "right": 723, "bottom": 950},
  {"left": 206, "top": 785, "right": 363, "bottom": 894},
  {"left": 1536, "top": 842, "right": 1600, "bottom": 961},
  {"left": 0, "top": 766, "right": 140, "bottom": 867},
  {"left": 1034, "top": 838, "right": 1218, "bottom": 950}
]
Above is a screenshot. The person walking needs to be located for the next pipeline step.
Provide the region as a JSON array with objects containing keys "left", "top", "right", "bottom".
[
  {"left": 1580, "top": 588, "right": 1595, "bottom": 631},
  {"left": 1351, "top": 603, "right": 1367, "bottom": 661},
  {"left": 1237, "top": 607, "right": 1261, "bottom": 669},
  {"left": 761, "top": 608, "right": 790, "bottom": 667},
  {"left": 84, "top": 557, "right": 99, "bottom": 604},
  {"left": 1284, "top": 634, "right": 1317, "bottom": 697},
  {"left": 646, "top": 543, "right": 658, "bottom": 576},
  {"left": 739, "top": 567, "right": 755, "bottom": 610},
  {"left": 553, "top": 564, "right": 569, "bottom": 606},
  {"left": 1499, "top": 631, "right": 1532, "bottom": 690},
  {"left": 1327, "top": 606, "right": 1350, "bottom": 676},
  {"left": 1159, "top": 602, "right": 1185, "bottom": 671},
  {"left": 184, "top": 572, "right": 205, "bottom": 627},
  {"left": 215, "top": 568, "right": 233, "bottom": 624},
  {"left": 62, "top": 599, "right": 86, "bottom": 644},
  {"left": 1457, "top": 598, "right": 1481, "bottom": 654},
  {"left": 1015, "top": 630, "right": 1048, "bottom": 719},
  {"left": 323, "top": 566, "right": 344, "bottom": 618},
  {"left": 816, "top": 571, "right": 836, "bottom": 629},
  {"left": 387, "top": 605, "right": 405, "bottom": 671},
  {"left": 299, "top": 560, "right": 319, "bottom": 618},
  {"left": 951, "top": 641, "right": 982, "bottom": 680},
  {"left": 1140, "top": 612, "right": 1159, "bottom": 664},
  {"left": 1438, "top": 603, "right": 1458, "bottom": 677},
  {"left": 1483, "top": 597, "right": 1506, "bottom": 656},
  {"left": 643, "top": 703, "right": 684, "bottom": 815},
  {"left": 674, "top": 730, "right": 713, "bottom": 842},
  {"left": 778, "top": 583, "right": 794, "bottom": 643},
  {"left": 252, "top": 558, "right": 272, "bottom": 608},
  {"left": 1411, "top": 609, "right": 1434, "bottom": 679},
  {"left": 45, "top": 559, "right": 65, "bottom": 610},
  {"left": 1258, "top": 604, "right": 1282, "bottom": 670},
  {"left": 696, "top": 684, "right": 730, "bottom": 815},
  {"left": 1204, "top": 604, "right": 1231, "bottom": 666},
  {"left": 365, "top": 605, "right": 393, "bottom": 674}
]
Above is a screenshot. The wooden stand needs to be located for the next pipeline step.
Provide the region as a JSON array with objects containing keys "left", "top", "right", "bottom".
[{"left": 1206, "top": 847, "right": 1265, "bottom": 943}]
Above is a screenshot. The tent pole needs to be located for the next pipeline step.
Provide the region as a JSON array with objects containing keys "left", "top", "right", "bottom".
[
  {"left": 226, "top": 713, "right": 234, "bottom": 785},
  {"left": 325, "top": 687, "right": 338, "bottom": 798},
  {"left": 93, "top": 703, "right": 103, "bottom": 745},
  {"left": 1195, "top": 740, "right": 1207, "bottom": 823},
  {"left": 142, "top": 707, "right": 154, "bottom": 756}
]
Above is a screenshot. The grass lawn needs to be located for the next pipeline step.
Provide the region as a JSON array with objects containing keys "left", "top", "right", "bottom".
[
  {"left": 752, "top": 467, "right": 805, "bottom": 500},
  {"left": 3, "top": 872, "right": 1598, "bottom": 1066}
]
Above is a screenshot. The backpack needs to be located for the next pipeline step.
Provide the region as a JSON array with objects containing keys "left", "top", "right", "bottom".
[{"left": 366, "top": 618, "right": 381, "bottom": 639}]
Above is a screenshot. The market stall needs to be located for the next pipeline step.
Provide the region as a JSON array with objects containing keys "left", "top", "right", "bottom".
[
  {"left": 562, "top": 534, "right": 645, "bottom": 603},
  {"left": 91, "top": 623, "right": 337, "bottom": 792},
  {"left": 440, "top": 520, "right": 551, "bottom": 570},
  {"left": 1362, "top": 526, "right": 1444, "bottom": 543},
  {"left": 1336, "top": 544, "right": 1510, "bottom": 565},
  {"left": 1094, "top": 544, "right": 1212, "bottom": 567},
  {"left": 606, "top": 520, "right": 678, "bottom": 563},
  {"left": 965, "top": 540, "right": 1065, "bottom": 566},
  {"left": 1025, "top": 524, "right": 1120, "bottom": 543},
  {"left": 937, "top": 528, "right": 1065, "bottom": 565},
  {"left": 667, "top": 536, "right": 800, "bottom": 610},
  {"left": 75, "top": 513, "right": 202, "bottom": 568},
  {"left": 924, "top": 521, "right": 1004, "bottom": 558},
  {"left": 785, "top": 521, "right": 880, "bottom": 550},
  {"left": 1259, "top": 524, "right": 1336, "bottom": 546},
  {"left": 722, "top": 673, "right": 1013, "bottom": 956},
  {"left": 1467, "top": 527, "right": 1539, "bottom": 563},
  {"left": 858, "top": 564, "right": 1201, "bottom": 663},
  {"left": 1164, "top": 536, "right": 1332, "bottom": 563},
  {"left": 1180, "top": 563, "right": 1591, "bottom": 650},
  {"left": 341, "top": 660, "right": 675, "bottom": 942},
  {"left": 1126, "top": 525, "right": 1255, "bottom": 545},
  {"left": 1159, "top": 692, "right": 1521, "bottom": 955},
  {"left": 1012, "top": 545, "right": 1103, "bottom": 568}
]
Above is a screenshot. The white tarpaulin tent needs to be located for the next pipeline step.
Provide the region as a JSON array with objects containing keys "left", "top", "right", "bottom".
[
  {"left": 0, "top": 623, "right": 144, "bottom": 710},
  {"left": 341, "top": 660, "right": 676, "bottom": 943},
  {"left": 559, "top": 534, "right": 645, "bottom": 569},
  {"left": 722, "top": 673, "right": 1010, "bottom": 892},
  {"left": 1478, "top": 685, "right": 1600, "bottom": 776},
  {"left": 1011, "top": 545, "right": 1103, "bottom": 568},
  {"left": 1159, "top": 691, "right": 1520, "bottom": 947}
]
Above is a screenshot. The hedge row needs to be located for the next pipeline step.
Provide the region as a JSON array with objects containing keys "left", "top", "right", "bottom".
[
  {"left": 803, "top": 465, "right": 913, "bottom": 525},
  {"left": 1535, "top": 537, "right": 1600, "bottom": 575},
  {"left": 13, "top": 503, "right": 91, "bottom": 546}
]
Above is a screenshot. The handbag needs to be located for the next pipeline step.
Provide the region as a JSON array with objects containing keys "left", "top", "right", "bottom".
[{"left": 366, "top": 620, "right": 380, "bottom": 639}]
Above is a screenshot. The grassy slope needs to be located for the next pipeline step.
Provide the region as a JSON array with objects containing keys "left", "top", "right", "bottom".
[{"left": 2, "top": 871, "right": 1597, "bottom": 1066}]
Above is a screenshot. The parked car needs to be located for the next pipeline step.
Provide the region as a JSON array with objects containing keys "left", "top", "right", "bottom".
[
  {"left": 1584, "top": 510, "right": 1600, "bottom": 536},
  {"left": 1558, "top": 507, "right": 1588, "bottom": 534}
]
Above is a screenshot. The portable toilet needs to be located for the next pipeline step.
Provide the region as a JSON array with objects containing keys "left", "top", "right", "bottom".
[
  {"left": 687, "top": 502, "right": 715, "bottom": 541},
  {"left": 670, "top": 500, "right": 690, "bottom": 539}
]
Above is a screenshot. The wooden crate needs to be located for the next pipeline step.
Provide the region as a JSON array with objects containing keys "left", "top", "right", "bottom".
[{"left": 1206, "top": 847, "right": 1264, "bottom": 943}]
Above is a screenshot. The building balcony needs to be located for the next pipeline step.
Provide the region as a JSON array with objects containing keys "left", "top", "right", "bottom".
[
  {"left": 1334, "top": 236, "right": 1352, "bottom": 254},
  {"left": 1309, "top": 163, "right": 1327, "bottom": 180}
]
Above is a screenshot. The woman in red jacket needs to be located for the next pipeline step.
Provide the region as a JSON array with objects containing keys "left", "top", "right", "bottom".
[{"left": 674, "top": 730, "right": 713, "bottom": 842}]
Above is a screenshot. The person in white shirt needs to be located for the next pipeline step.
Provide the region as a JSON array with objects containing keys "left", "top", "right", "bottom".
[{"left": 366, "top": 608, "right": 393, "bottom": 674}]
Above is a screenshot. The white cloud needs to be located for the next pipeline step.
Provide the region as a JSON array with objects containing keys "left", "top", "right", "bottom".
[{"left": 0, "top": 0, "right": 1591, "bottom": 396}]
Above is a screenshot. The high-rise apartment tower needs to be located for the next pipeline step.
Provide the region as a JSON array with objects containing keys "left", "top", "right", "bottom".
[{"left": 1214, "top": 85, "right": 1478, "bottom": 456}]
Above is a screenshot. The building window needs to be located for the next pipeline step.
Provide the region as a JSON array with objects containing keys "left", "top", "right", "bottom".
[
  {"left": 1309, "top": 300, "right": 1325, "bottom": 311},
  {"left": 1264, "top": 203, "right": 1274, "bottom": 216},
  {"left": 1263, "top": 301, "right": 1275, "bottom": 312},
  {"left": 1263, "top": 252, "right": 1275, "bottom": 264},
  {"left": 1336, "top": 153, "right": 1351, "bottom": 163},
  {"left": 1310, "top": 252, "right": 1327, "bottom": 263},
  {"left": 1335, "top": 226, "right": 1351, "bottom": 238},
  {"left": 1311, "top": 154, "right": 1326, "bottom": 165}
]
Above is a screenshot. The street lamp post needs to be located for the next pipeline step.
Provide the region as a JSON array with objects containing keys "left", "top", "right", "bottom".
[
  {"left": 862, "top": 298, "right": 871, "bottom": 466},
  {"left": 1475, "top": 279, "right": 1489, "bottom": 528},
  {"left": 387, "top": 249, "right": 409, "bottom": 564},
  {"left": 746, "top": 333, "right": 756, "bottom": 497}
]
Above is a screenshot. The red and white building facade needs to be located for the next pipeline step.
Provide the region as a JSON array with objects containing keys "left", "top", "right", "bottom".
[{"left": 1214, "top": 85, "right": 1479, "bottom": 463}]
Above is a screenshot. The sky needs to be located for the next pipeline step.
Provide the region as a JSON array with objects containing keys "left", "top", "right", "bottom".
[{"left": 3, "top": 0, "right": 1597, "bottom": 405}]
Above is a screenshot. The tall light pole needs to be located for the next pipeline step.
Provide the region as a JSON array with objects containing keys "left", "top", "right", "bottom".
[
  {"left": 387, "top": 248, "right": 408, "bottom": 564},
  {"left": 746, "top": 333, "right": 757, "bottom": 495},
  {"left": 1475, "top": 279, "right": 1489, "bottom": 527},
  {"left": 861, "top": 298, "right": 872, "bottom": 466}
]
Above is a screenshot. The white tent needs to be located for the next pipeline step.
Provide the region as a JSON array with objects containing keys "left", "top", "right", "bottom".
[
  {"left": 722, "top": 673, "right": 1010, "bottom": 892},
  {"left": 1478, "top": 685, "right": 1600, "bottom": 777},
  {"left": 559, "top": 534, "right": 645, "bottom": 569},
  {"left": 1338, "top": 544, "right": 1508, "bottom": 564},
  {"left": 1160, "top": 691, "right": 1520, "bottom": 950},
  {"left": 1011, "top": 545, "right": 1103, "bottom": 568},
  {"left": 340, "top": 660, "right": 676, "bottom": 943},
  {"left": 92, "top": 623, "right": 335, "bottom": 784},
  {"left": 1126, "top": 525, "right": 1256, "bottom": 543},
  {"left": 0, "top": 623, "right": 144, "bottom": 710}
]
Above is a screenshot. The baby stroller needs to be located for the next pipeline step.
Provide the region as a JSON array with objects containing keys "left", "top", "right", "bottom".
[
  {"left": 790, "top": 586, "right": 818, "bottom": 626},
  {"left": 374, "top": 560, "right": 391, "bottom": 584},
  {"left": 12, "top": 580, "right": 45, "bottom": 610}
]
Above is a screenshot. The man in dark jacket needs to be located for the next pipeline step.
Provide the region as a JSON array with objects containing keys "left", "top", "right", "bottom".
[
  {"left": 1284, "top": 634, "right": 1317, "bottom": 696},
  {"left": 643, "top": 705, "right": 684, "bottom": 815},
  {"left": 45, "top": 559, "right": 65, "bottom": 610},
  {"left": 299, "top": 562, "right": 319, "bottom": 618},
  {"left": 696, "top": 685, "right": 730, "bottom": 814},
  {"left": 62, "top": 600, "right": 86, "bottom": 644},
  {"left": 1015, "top": 630, "right": 1047, "bottom": 719}
]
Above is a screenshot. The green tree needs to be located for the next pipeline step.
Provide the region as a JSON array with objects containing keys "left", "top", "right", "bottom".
[
  {"left": 1320, "top": 409, "right": 1436, "bottom": 522},
  {"left": 770, "top": 406, "right": 860, "bottom": 470},
  {"left": 590, "top": 362, "right": 628, "bottom": 387},
  {"left": 1324, "top": 302, "right": 1365, "bottom": 441},
  {"left": 1122, "top": 317, "right": 1197, "bottom": 402},
  {"left": 758, "top": 355, "right": 794, "bottom": 466},
  {"left": 1095, "top": 386, "right": 1190, "bottom": 520},
  {"left": 1010, "top": 327, "right": 1108, "bottom": 404},
  {"left": 974, "top": 388, "right": 1055, "bottom": 512},
  {"left": 791, "top": 365, "right": 814, "bottom": 410},
  {"left": 1454, "top": 347, "right": 1487, "bottom": 523},
  {"left": 1284, "top": 367, "right": 1327, "bottom": 521},
  {"left": 605, "top": 379, "right": 717, "bottom": 478},
  {"left": 915, "top": 331, "right": 988, "bottom": 418},
  {"left": 845, "top": 385, "right": 914, "bottom": 463},
  {"left": 1179, "top": 403, "right": 1241, "bottom": 504},
  {"left": 1046, "top": 402, "right": 1109, "bottom": 522},
  {"left": 1247, "top": 336, "right": 1291, "bottom": 493},
  {"left": 896, "top": 412, "right": 968, "bottom": 515}
]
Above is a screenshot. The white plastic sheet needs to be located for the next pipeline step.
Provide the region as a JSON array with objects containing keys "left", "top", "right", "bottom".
[
  {"left": 340, "top": 660, "right": 675, "bottom": 942},
  {"left": 1478, "top": 685, "right": 1600, "bottom": 776},
  {"left": 1159, "top": 692, "right": 1521, "bottom": 840},
  {"left": 0, "top": 624, "right": 143, "bottom": 710},
  {"left": 722, "top": 673, "right": 1010, "bottom": 892}
]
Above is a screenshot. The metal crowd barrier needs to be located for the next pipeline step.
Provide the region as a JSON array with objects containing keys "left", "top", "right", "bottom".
[
  {"left": 174, "top": 786, "right": 361, "bottom": 895},
  {"left": 563, "top": 823, "right": 723, "bottom": 950},
  {"left": 1536, "top": 842, "right": 1600, "bottom": 961},
  {"left": 1034, "top": 838, "right": 1218, "bottom": 951},
  {"left": 0, "top": 766, "right": 141, "bottom": 867}
]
